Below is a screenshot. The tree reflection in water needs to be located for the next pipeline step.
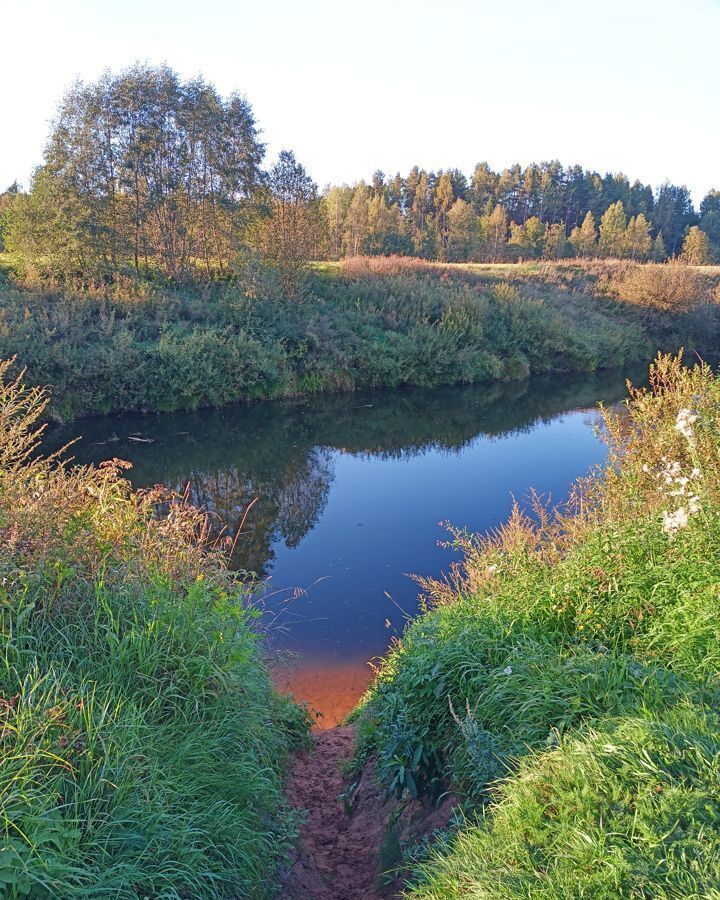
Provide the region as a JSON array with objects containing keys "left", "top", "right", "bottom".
[{"left": 48, "top": 367, "right": 649, "bottom": 724}]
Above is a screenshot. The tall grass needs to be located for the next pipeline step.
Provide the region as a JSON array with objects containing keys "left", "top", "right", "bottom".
[
  {"left": 0, "top": 361, "right": 309, "bottom": 897},
  {"left": 352, "top": 354, "right": 720, "bottom": 897},
  {"left": 1, "top": 256, "right": 718, "bottom": 421}
]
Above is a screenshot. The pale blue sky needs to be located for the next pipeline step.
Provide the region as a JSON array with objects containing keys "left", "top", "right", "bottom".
[{"left": 1, "top": 0, "right": 718, "bottom": 202}]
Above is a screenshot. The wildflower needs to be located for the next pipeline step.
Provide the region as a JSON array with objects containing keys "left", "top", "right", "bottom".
[
  {"left": 486, "top": 564, "right": 498, "bottom": 577},
  {"left": 674, "top": 407, "right": 698, "bottom": 443},
  {"left": 502, "top": 666, "right": 513, "bottom": 676},
  {"left": 662, "top": 506, "right": 689, "bottom": 537}
]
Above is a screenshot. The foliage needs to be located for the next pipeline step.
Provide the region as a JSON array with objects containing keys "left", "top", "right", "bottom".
[
  {"left": 682, "top": 226, "right": 711, "bottom": 265},
  {"left": 353, "top": 355, "right": 720, "bottom": 897},
  {"left": 0, "top": 361, "right": 309, "bottom": 896},
  {"left": 610, "top": 261, "right": 706, "bottom": 311},
  {"left": 2, "top": 258, "right": 718, "bottom": 422},
  {"left": 3, "top": 66, "right": 716, "bottom": 272},
  {"left": 317, "top": 162, "right": 712, "bottom": 264},
  {"left": 7, "top": 65, "right": 264, "bottom": 282},
  {"left": 253, "top": 150, "right": 323, "bottom": 286}
]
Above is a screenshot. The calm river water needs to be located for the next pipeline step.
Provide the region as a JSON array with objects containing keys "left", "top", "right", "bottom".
[{"left": 48, "top": 368, "right": 645, "bottom": 725}]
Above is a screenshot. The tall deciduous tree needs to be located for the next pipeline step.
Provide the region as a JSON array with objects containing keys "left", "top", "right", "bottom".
[
  {"left": 624, "top": 214, "right": 652, "bottom": 260},
  {"left": 366, "top": 194, "right": 407, "bottom": 255},
  {"left": 599, "top": 201, "right": 627, "bottom": 258},
  {"left": 543, "top": 223, "right": 568, "bottom": 260},
  {"left": 681, "top": 226, "right": 710, "bottom": 265},
  {"left": 447, "top": 198, "right": 480, "bottom": 261},
  {"left": 508, "top": 216, "right": 546, "bottom": 258},
  {"left": 569, "top": 211, "right": 597, "bottom": 257},
  {"left": 8, "top": 65, "right": 264, "bottom": 280},
  {"left": 257, "top": 150, "right": 321, "bottom": 275},
  {"left": 323, "top": 185, "right": 354, "bottom": 259},
  {"left": 483, "top": 205, "right": 508, "bottom": 262},
  {"left": 0, "top": 181, "right": 21, "bottom": 252},
  {"left": 344, "top": 183, "right": 369, "bottom": 256},
  {"left": 433, "top": 172, "right": 455, "bottom": 258}
]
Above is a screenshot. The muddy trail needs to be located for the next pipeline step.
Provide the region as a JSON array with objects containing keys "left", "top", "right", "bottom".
[
  {"left": 279, "top": 726, "right": 456, "bottom": 900},
  {"left": 279, "top": 726, "right": 390, "bottom": 899}
]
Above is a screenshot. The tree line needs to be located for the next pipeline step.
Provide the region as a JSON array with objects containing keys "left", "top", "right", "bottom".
[
  {"left": 323, "top": 168, "right": 719, "bottom": 264},
  {"left": 0, "top": 64, "right": 718, "bottom": 282}
]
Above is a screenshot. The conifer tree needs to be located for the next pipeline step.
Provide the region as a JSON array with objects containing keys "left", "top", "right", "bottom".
[{"left": 651, "top": 233, "right": 666, "bottom": 261}]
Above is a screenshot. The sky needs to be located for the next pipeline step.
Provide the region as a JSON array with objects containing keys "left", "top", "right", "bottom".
[{"left": 1, "top": 0, "right": 718, "bottom": 203}]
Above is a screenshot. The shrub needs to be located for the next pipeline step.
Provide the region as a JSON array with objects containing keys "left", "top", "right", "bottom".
[
  {"left": 0, "top": 260, "right": 718, "bottom": 421},
  {"left": 611, "top": 261, "right": 704, "bottom": 311}
]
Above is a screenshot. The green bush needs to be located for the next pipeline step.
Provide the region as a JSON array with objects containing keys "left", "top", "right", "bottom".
[{"left": 1, "top": 260, "right": 717, "bottom": 421}]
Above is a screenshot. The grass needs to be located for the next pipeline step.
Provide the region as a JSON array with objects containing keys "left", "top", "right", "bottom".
[
  {"left": 351, "top": 353, "right": 720, "bottom": 897},
  {"left": 1, "top": 252, "right": 718, "bottom": 421},
  {"left": 0, "top": 361, "right": 309, "bottom": 897}
]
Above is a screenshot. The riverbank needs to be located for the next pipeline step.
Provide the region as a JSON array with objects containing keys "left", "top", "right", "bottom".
[
  {"left": 344, "top": 353, "right": 720, "bottom": 895},
  {"left": 1, "top": 254, "right": 718, "bottom": 422},
  {"left": 5, "top": 345, "right": 720, "bottom": 896},
  {"left": 0, "top": 362, "right": 309, "bottom": 897}
]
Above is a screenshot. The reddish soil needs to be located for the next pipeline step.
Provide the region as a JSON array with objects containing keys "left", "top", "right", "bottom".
[
  {"left": 273, "top": 662, "right": 376, "bottom": 729},
  {"left": 279, "top": 726, "right": 457, "bottom": 900},
  {"left": 279, "top": 726, "right": 389, "bottom": 899}
]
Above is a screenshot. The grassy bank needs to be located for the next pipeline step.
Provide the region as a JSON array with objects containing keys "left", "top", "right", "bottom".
[
  {"left": 352, "top": 353, "right": 720, "bottom": 897},
  {"left": 1, "top": 254, "right": 718, "bottom": 421},
  {"left": 0, "top": 361, "right": 308, "bottom": 897}
]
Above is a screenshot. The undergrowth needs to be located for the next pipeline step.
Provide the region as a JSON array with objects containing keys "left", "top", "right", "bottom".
[
  {"left": 0, "top": 361, "right": 309, "bottom": 897},
  {"left": 1, "top": 256, "right": 718, "bottom": 421},
  {"left": 352, "top": 353, "right": 720, "bottom": 898}
]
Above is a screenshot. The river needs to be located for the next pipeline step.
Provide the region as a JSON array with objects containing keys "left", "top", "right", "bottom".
[{"left": 47, "top": 367, "right": 646, "bottom": 725}]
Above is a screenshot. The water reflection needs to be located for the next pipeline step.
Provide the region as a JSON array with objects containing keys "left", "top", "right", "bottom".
[
  {"left": 49, "top": 367, "right": 646, "bottom": 724},
  {"left": 51, "top": 369, "right": 642, "bottom": 573}
]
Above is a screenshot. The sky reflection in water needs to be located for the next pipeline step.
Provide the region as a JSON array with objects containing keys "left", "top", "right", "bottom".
[{"left": 50, "top": 367, "right": 645, "bottom": 724}]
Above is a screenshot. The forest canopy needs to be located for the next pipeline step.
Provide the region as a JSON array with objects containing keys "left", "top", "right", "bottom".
[{"left": 1, "top": 64, "right": 719, "bottom": 282}]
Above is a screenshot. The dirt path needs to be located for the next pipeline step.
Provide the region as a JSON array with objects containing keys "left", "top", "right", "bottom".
[
  {"left": 279, "top": 726, "right": 392, "bottom": 900},
  {"left": 279, "top": 726, "right": 457, "bottom": 900}
]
